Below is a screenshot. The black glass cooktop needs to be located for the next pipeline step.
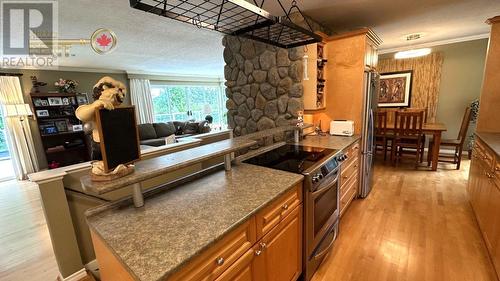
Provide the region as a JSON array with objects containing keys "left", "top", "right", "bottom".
[{"left": 244, "top": 144, "right": 337, "bottom": 174}]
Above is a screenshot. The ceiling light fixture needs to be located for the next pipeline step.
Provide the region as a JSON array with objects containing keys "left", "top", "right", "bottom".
[{"left": 394, "top": 48, "right": 432, "bottom": 59}]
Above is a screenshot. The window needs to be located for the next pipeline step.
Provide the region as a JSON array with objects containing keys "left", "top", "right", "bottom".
[{"left": 150, "top": 84, "right": 227, "bottom": 126}]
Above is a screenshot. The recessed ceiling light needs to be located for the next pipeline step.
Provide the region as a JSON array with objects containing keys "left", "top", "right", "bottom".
[{"left": 395, "top": 48, "right": 432, "bottom": 59}]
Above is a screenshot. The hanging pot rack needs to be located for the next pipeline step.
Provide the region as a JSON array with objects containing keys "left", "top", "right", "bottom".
[{"left": 129, "top": 0, "right": 322, "bottom": 48}]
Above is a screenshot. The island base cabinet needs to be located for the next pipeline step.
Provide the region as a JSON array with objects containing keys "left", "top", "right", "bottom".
[
  {"left": 254, "top": 205, "right": 303, "bottom": 281},
  {"left": 214, "top": 249, "right": 257, "bottom": 281},
  {"left": 91, "top": 184, "right": 303, "bottom": 281}
]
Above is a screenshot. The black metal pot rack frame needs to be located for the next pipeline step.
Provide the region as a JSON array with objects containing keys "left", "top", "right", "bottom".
[{"left": 129, "top": 0, "right": 322, "bottom": 48}]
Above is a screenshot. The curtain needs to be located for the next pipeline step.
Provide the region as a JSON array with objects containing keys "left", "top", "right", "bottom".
[
  {"left": 130, "top": 78, "right": 154, "bottom": 124},
  {"left": 0, "top": 76, "right": 39, "bottom": 179}
]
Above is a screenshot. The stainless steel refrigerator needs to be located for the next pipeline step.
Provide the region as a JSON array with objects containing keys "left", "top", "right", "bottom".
[{"left": 359, "top": 71, "right": 379, "bottom": 198}]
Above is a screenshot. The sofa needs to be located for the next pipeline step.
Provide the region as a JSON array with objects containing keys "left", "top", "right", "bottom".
[{"left": 138, "top": 121, "right": 210, "bottom": 147}]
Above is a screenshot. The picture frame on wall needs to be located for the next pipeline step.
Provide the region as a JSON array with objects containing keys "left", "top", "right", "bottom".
[
  {"left": 378, "top": 70, "right": 413, "bottom": 107},
  {"left": 76, "top": 93, "right": 89, "bottom": 105},
  {"left": 48, "top": 97, "right": 63, "bottom": 106},
  {"left": 36, "top": 109, "right": 49, "bottom": 117}
]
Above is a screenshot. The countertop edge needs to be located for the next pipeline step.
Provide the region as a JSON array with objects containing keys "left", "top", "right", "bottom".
[{"left": 475, "top": 132, "right": 500, "bottom": 158}]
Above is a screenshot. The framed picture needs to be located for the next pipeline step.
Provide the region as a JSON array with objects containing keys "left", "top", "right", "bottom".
[
  {"left": 33, "top": 98, "right": 43, "bottom": 107},
  {"left": 378, "top": 70, "right": 413, "bottom": 108},
  {"left": 76, "top": 93, "right": 89, "bottom": 105},
  {"left": 48, "top": 97, "right": 63, "bottom": 106},
  {"left": 62, "top": 97, "right": 70, "bottom": 105},
  {"left": 36, "top": 109, "right": 49, "bottom": 117},
  {"left": 69, "top": 97, "right": 76, "bottom": 105},
  {"left": 72, "top": 124, "right": 83, "bottom": 131},
  {"left": 40, "top": 100, "right": 49, "bottom": 106},
  {"left": 40, "top": 124, "right": 58, "bottom": 135},
  {"left": 55, "top": 120, "right": 68, "bottom": 132}
]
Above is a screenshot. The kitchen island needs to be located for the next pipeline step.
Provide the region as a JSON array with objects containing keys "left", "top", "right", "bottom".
[
  {"left": 87, "top": 134, "right": 363, "bottom": 281},
  {"left": 87, "top": 164, "right": 303, "bottom": 281}
]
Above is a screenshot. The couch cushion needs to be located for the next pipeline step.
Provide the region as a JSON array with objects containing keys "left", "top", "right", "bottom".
[
  {"left": 184, "top": 121, "right": 200, "bottom": 134},
  {"left": 140, "top": 138, "right": 166, "bottom": 147},
  {"left": 154, "top": 122, "right": 176, "bottom": 138},
  {"left": 173, "top": 121, "right": 186, "bottom": 135},
  {"left": 137, "top": 124, "right": 157, "bottom": 140}
]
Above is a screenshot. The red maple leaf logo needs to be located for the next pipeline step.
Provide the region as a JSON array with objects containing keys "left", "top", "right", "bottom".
[{"left": 96, "top": 34, "right": 112, "bottom": 47}]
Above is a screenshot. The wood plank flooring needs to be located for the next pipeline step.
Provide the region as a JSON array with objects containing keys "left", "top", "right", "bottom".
[
  {"left": 0, "top": 180, "right": 60, "bottom": 281},
  {"left": 312, "top": 159, "right": 498, "bottom": 281}
]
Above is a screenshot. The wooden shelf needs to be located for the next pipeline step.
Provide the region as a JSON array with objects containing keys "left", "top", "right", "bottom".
[
  {"left": 31, "top": 92, "right": 77, "bottom": 97},
  {"left": 38, "top": 115, "right": 78, "bottom": 120},
  {"left": 40, "top": 131, "right": 84, "bottom": 137},
  {"left": 46, "top": 145, "right": 86, "bottom": 154}
]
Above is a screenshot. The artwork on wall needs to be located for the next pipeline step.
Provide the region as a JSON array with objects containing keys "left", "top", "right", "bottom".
[
  {"left": 76, "top": 93, "right": 89, "bottom": 105},
  {"left": 378, "top": 70, "right": 413, "bottom": 107}
]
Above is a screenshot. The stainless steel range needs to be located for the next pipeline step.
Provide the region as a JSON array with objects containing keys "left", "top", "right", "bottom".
[{"left": 244, "top": 144, "right": 347, "bottom": 281}]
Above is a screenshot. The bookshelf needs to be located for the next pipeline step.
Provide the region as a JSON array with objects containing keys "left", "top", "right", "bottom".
[{"left": 30, "top": 92, "right": 90, "bottom": 168}]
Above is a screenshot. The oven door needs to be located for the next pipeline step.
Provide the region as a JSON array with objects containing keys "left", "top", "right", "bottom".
[{"left": 305, "top": 168, "right": 340, "bottom": 255}]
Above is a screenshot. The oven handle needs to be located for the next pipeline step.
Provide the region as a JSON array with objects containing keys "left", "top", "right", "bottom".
[
  {"left": 314, "top": 226, "right": 338, "bottom": 261},
  {"left": 311, "top": 170, "right": 339, "bottom": 197}
]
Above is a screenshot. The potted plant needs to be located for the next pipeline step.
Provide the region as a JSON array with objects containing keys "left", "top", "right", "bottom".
[{"left": 55, "top": 78, "right": 79, "bottom": 94}]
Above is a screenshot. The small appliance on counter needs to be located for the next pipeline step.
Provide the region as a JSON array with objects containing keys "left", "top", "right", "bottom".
[{"left": 329, "top": 120, "right": 354, "bottom": 136}]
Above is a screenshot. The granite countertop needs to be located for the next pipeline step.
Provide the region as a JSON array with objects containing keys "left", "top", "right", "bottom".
[
  {"left": 299, "top": 134, "right": 361, "bottom": 150},
  {"left": 476, "top": 132, "right": 500, "bottom": 158},
  {"left": 81, "top": 138, "right": 257, "bottom": 195},
  {"left": 86, "top": 164, "right": 303, "bottom": 281}
]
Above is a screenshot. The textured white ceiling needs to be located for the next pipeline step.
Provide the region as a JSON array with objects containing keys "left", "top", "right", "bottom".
[
  {"left": 54, "top": 0, "right": 499, "bottom": 74},
  {"left": 56, "top": 0, "right": 224, "bottom": 76},
  {"left": 258, "top": 0, "right": 500, "bottom": 50}
]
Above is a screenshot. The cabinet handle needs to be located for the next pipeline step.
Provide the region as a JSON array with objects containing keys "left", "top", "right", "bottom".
[
  {"left": 282, "top": 204, "right": 289, "bottom": 210},
  {"left": 259, "top": 242, "right": 267, "bottom": 250},
  {"left": 216, "top": 257, "right": 224, "bottom": 266},
  {"left": 255, "top": 250, "right": 262, "bottom": 256},
  {"left": 495, "top": 167, "right": 500, "bottom": 172}
]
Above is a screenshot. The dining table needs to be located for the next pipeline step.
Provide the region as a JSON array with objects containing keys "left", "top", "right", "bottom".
[{"left": 385, "top": 122, "right": 447, "bottom": 171}]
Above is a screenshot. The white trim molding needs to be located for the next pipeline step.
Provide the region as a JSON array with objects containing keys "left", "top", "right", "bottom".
[
  {"left": 61, "top": 268, "right": 88, "bottom": 281},
  {"left": 379, "top": 33, "right": 490, "bottom": 54},
  {"left": 127, "top": 71, "right": 224, "bottom": 84}
]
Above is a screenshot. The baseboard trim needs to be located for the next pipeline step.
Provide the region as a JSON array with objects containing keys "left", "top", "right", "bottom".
[{"left": 62, "top": 268, "right": 88, "bottom": 281}]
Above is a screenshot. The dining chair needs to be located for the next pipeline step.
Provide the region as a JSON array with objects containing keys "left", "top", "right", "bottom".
[
  {"left": 427, "top": 106, "right": 472, "bottom": 170},
  {"left": 403, "top": 107, "right": 429, "bottom": 123},
  {"left": 392, "top": 110, "right": 425, "bottom": 169},
  {"left": 374, "top": 111, "right": 391, "bottom": 161}
]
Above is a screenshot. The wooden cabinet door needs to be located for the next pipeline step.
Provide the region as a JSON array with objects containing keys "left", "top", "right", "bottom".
[
  {"left": 255, "top": 205, "right": 302, "bottom": 281},
  {"left": 468, "top": 156, "right": 481, "bottom": 209},
  {"left": 214, "top": 249, "right": 257, "bottom": 281},
  {"left": 489, "top": 178, "right": 500, "bottom": 274}
]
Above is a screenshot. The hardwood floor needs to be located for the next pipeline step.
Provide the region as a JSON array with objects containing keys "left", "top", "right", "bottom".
[
  {"left": 312, "top": 159, "right": 498, "bottom": 281},
  {"left": 0, "top": 180, "right": 60, "bottom": 281}
]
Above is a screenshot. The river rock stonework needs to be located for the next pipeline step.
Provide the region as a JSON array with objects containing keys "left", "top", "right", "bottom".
[{"left": 223, "top": 35, "right": 304, "bottom": 137}]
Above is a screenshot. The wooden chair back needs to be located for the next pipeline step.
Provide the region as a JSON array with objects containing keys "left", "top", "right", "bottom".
[
  {"left": 403, "top": 107, "right": 428, "bottom": 123},
  {"left": 457, "top": 106, "right": 472, "bottom": 144},
  {"left": 394, "top": 110, "right": 424, "bottom": 139},
  {"left": 375, "top": 111, "right": 388, "bottom": 136}
]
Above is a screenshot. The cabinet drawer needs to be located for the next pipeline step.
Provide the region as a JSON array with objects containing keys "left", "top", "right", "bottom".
[
  {"left": 340, "top": 179, "right": 358, "bottom": 216},
  {"left": 344, "top": 141, "right": 360, "bottom": 164},
  {"left": 340, "top": 171, "right": 358, "bottom": 198},
  {"left": 255, "top": 184, "right": 303, "bottom": 240},
  {"left": 171, "top": 218, "right": 257, "bottom": 281},
  {"left": 340, "top": 157, "right": 359, "bottom": 186}
]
